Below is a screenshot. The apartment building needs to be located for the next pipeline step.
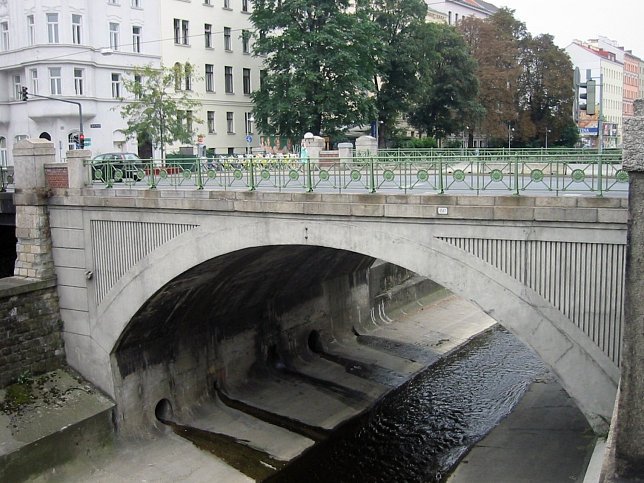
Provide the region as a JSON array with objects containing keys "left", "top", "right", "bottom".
[
  {"left": 0, "top": 0, "right": 262, "bottom": 166},
  {"left": 0, "top": 0, "right": 161, "bottom": 164},
  {"left": 566, "top": 40, "right": 624, "bottom": 148},
  {"left": 428, "top": 0, "right": 497, "bottom": 26},
  {"left": 161, "top": 0, "right": 263, "bottom": 156}
]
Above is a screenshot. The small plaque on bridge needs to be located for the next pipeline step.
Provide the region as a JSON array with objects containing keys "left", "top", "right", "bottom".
[
  {"left": 90, "top": 123, "right": 101, "bottom": 129},
  {"left": 438, "top": 207, "right": 448, "bottom": 215}
]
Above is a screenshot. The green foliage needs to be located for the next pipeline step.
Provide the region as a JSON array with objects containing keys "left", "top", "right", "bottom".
[
  {"left": 406, "top": 22, "right": 483, "bottom": 139},
  {"left": 251, "top": 0, "right": 381, "bottom": 140},
  {"left": 459, "top": 9, "right": 575, "bottom": 147},
  {"left": 116, "top": 63, "right": 202, "bottom": 159},
  {"left": 399, "top": 137, "right": 438, "bottom": 148}
]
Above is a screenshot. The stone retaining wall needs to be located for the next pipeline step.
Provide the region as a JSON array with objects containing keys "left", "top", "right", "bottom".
[{"left": 0, "top": 278, "right": 65, "bottom": 388}]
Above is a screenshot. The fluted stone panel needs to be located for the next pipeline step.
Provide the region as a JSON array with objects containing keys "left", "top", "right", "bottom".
[
  {"left": 438, "top": 236, "right": 625, "bottom": 366},
  {"left": 91, "top": 221, "right": 198, "bottom": 305}
]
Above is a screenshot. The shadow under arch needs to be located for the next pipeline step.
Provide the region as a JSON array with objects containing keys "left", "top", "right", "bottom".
[{"left": 96, "top": 217, "right": 617, "bottom": 430}]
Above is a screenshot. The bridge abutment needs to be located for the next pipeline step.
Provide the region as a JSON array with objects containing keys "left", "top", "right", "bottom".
[{"left": 604, "top": 99, "right": 644, "bottom": 480}]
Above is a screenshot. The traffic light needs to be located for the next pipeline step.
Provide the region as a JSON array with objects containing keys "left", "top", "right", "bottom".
[
  {"left": 585, "top": 80, "right": 596, "bottom": 115},
  {"left": 21, "top": 86, "right": 28, "bottom": 101},
  {"left": 79, "top": 133, "right": 85, "bottom": 149}
]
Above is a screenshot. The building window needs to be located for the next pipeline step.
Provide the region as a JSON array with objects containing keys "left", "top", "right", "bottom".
[
  {"left": 174, "top": 19, "right": 180, "bottom": 43},
  {"left": 242, "top": 0, "right": 248, "bottom": 12},
  {"left": 204, "top": 0, "right": 211, "bottom": 4},
  {"left": 49, "top": 67, "right": 62, "bottom": 95},
  {"left": 224, "top": 27, "right": 231, "bottom": 51},
  {"left": 184, "top": 64, "right": 192, "bottom": 90},
  {"left": 260, "top": 69, "right": 267, "bottom": 90},
  {"left": 204, "top": 24, "right": 212, "bottom": 48},
  {"left": 1, "top": 22, "right": 9, "bottom": 51},
  {"left": 226, "top": 112, "right": 234, "bottom": 133},
  {"left": 47, "top": 13, "right": 59, "bottom": 43},
  {"left": 132, "top": 0, "right": 141, "bottom": 7},
  {"left": 205, "top": 64, "right": 214, "bottom": 92},
  {"left": 182, "top": 20, "right": 189, "bottom": 45},
  {"left": 13, "top": 75, "right": 22, "bottom": 100},
  {"left": 186, "top": 110, "right": 193, "bottom": 133},
  {"left": 74, "top": 68, "right": 84, "bottom": 95},
  {"left": 109, "top": 22, "right": 120, "bottom": 50},
  {"left": 207, "top": 111, "right": 215, "bottom": 133},
  {"left": 27, "top": 15, "right": 35, "bottom": 46},
  {"left": 242, "top": 30, "right": 250, "bottom": 54},
  {"left": 108, "top": 0, "right": 118, "bottom": 4},
  {"left": 111, "top": 73, "right": 121, "bottom": 98},
  {"left": 245, "top": 112, "right": 253, "bottom": 134},
  {"left": 0, "top": 137, "right": 6, "bottom": 167},
  {"left": 134, "top": 74, "right": 142, "bottom": 99},
  {"left": 243, "top": 68, "right": 251, "bottom": 94},
  {"left": 30, "top": 68, "right": 38, "bottom": 95},
  {"left": 174, "top": 62, "right": 182, "bottom": 90},
  {"left": 132, "top": 26, "right": 141, "bottom": 52},
  {"left": 225, "top": 66, "right": 233, "bottom": 93},
  {"left": 72, "top": 14, "right": 82, "bottom": 44},
  {"left": 224, "top": 0, "right": 230, "bottom": 8}
]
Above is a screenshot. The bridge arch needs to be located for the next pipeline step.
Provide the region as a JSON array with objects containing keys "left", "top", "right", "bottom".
[{"left": 97, "top": 215, "right": 618, "bottom": 428}]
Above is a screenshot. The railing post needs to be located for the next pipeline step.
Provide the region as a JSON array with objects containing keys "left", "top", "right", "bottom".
[
  {"left": 306, "top": 156, "right": 313, "bottom": 192},
  {"left": 196, "top": 157, "right": 204, "bottom": 190},
  {"left": 248, "top": 155, "right": 255, "bottom": 191},
  {"left": 513, "top": 155, "right": 520, "bottom": 195},
  {"left": 596, "top": 153, "right": 603, "bottom": 197},
  {"left": 438, "top": 156, "right": 444, "bottom": 194},
  {"left": 369, "top": 156, "right": 376, "bottom": 193}
]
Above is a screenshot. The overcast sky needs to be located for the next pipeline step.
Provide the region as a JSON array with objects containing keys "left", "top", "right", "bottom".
[{"left": 496, "top": 0, "right": 644, "bottom": 58}]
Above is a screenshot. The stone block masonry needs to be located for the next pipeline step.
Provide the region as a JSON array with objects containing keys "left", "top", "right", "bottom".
[{"left": 0, "top": 278, "right": 65, "bottom": 388}]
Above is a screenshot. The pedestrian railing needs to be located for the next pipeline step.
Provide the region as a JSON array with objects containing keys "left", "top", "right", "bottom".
[{"left": 86, "top": 150, "right": 628, "bottom": 196}]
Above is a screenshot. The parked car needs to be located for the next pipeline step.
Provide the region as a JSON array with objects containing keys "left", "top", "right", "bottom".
[{"left": 91, "top": 153, "right": 144, "bottom": 181}]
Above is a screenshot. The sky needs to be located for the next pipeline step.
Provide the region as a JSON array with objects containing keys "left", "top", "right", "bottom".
[{"left": 495, "top": 0, "right": 644, "bottom": 58}]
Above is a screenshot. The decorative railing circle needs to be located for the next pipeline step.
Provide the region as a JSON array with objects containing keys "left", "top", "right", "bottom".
[
  {"left": 417, "top": 169, "right": 429, "bottom": 182},
  {"left": 615, "top": 170, "right": 629, "bottom": 183},
  {"left": 159, "top": 169, "right": 168, "bottom": 179},
  {"left": 289, "top": 169, "right": 299, "bottom": 181},
  {"left": 452, "top": 169, "right": 466, "bottom": 182},
  {"left": 530, "top": 169, "right": 544, "bottom": 182},
  {"left": 350, "top": 170, "right": 361, "bottom": 181},
  {"left": 136, "top": 169, "right": 146, "bottom": 179},
  {"left": 319, "top": 169, "right": 330, "bottom": 181},
  {"left": 261, "top": 169, "right": 271, "bottom": 180},
  {"left": 233, "top": 169, "right": 243, "bottom": 180},
  {"left": 383, "top": 169, "right": 395, "bottom": 182},
  {"left": 207, "top": 170, "right": 217, "bottom": 179},
  {"left": 95, "top": 169, "right": 103, "bottom": 180},
  {"left": 489, "top": 169, "right": 503, "bottom": 182},
  {"left": 114, "top": 169, "right": 123, "bottom": 181},
  {"left": 571, "top": 169, "right": 585, "bottom": 183},
  {"left": 182, "top": 169, "right": 192, "bottom": 179}
]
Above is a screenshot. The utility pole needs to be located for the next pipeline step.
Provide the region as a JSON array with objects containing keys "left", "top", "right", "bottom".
[{"left": 22, "top": 88, "right": 84, "bottom": 146}]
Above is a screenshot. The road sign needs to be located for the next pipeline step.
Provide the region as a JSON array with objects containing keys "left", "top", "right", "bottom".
[
  {"left": 246, "top": 135, "right": 253, "bottom": 143},
  {"left": 83, "top": 138, "right": 92, "bottom": 147}
]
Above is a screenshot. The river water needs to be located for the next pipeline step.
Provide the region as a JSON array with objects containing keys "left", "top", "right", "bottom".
[{"left": 265, "top": 325, "right": 547, "bottom": 482}]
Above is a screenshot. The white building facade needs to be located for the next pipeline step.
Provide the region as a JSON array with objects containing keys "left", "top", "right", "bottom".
[
  {"left": 0, "top": 0, "right": 264, "bottom": 166},
  {"left": 566, "top": 40, "right": 624, "bottom": 148},
  {"left": 428, "top": 0, "right": 497, "bottom": 26},
  {"left": 160, "top": 0, "right": 264, "bottom": 156},
  {"left": 0, "top": 0, "right": 161, "bottom": 165}
]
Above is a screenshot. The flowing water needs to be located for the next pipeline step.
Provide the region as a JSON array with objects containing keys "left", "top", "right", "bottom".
[{"left": 265, "top": 325, "right": 547, "bottom": 482}]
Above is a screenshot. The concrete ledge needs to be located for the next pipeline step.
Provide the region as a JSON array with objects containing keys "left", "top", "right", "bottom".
[{"left": 0, "top": 276, "right": 57, "bottom": 299}]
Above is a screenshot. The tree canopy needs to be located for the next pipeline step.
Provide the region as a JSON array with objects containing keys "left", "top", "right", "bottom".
[
  {"left": 460, "top": 9, "right": 577, "bottom": 147},
  {"left": 117, "top": 63, "right": 202, "bottom": 159},
  {"left": 250, "top": 0, "right": 381, "bottom": 142}
]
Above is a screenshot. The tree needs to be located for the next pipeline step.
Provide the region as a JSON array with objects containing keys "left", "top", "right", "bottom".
[
  {"left": 250, "top": 0, "right": 381, "bottom": 142},
  {"left": 460, "top": 9, "right": 577, "bottom": 147},
  {"left": 406, "top": 22, "right": 483, "bottom": 140},
  {"left": 117, "top": 63, "right": 202, "bottom": 160},
  {"left": 365, "top": 0, "right": 428, "bottom": 146}
]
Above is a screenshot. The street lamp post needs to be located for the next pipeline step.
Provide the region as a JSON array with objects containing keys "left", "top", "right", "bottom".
[
  {"left": 545, "top": 128, "right": 551, "bottom": 149},
  {"left": 508, "top": 124, "right": 514, "bottom": 152}
]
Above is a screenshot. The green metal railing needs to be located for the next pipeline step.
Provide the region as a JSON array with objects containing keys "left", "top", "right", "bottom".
[{"left": 86, "top": 150, "right": 628, "bottom": 196}]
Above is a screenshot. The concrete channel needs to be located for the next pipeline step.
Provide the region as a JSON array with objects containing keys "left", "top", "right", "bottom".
[{"left": 1, "top": 263, "right": 597, "bottom": 481}]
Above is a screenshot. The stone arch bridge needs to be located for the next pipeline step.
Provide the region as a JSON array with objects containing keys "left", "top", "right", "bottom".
[{"left": 47, "top": 188, "right": 626, "bottom": 432}]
